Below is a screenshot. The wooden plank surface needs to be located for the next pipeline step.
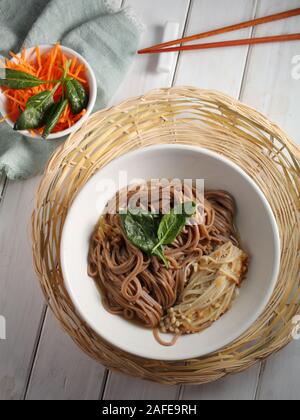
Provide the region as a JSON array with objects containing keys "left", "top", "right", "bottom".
[
  {"left": 103, "top": 372, "right": 180, "bottom": 400},
  {"left": 0, "top": 178, "right": 45, "bottom": 400},
  {"left": 112, "top": 0, "right": 192, "bottom": 103},
  {"left": 174, "top": 0, "right": 258, "bottom": 97},
  {"left": 240, "top": 0, "right": 300, "bottom": 144},
  {"left": 25, "top": 311, "right": 106, "bottom": 400},
  {"left": 180, "top": 368, "right": 260, "bottom": 400},
  {"left": 256, "top": 340, "right": 300, "bottom": 400}
]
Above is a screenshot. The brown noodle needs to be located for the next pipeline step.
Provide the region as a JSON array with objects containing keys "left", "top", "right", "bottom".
[{"left": 88, "top": 182, "right": 240, "bottom": 332}]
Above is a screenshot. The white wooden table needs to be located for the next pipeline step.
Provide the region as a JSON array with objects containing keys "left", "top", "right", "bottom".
[{"left": 1, "top": 0, "right": 300, "bottom": 400}]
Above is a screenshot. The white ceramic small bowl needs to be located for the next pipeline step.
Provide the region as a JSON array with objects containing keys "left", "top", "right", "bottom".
[
  {"left": 61, "top": 145, "right": 281, "bottom": 361},
  {"left": 0, "top": 45, "right": 97, "bottom": 140}
]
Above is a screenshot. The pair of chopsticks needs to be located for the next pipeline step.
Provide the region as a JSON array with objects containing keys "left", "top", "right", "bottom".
[{"left": 138, "top": 7, "right": 300, "bottom": 55}]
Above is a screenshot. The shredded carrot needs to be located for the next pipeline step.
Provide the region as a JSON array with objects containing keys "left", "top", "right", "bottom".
[
  {"left": 9, "top": 51, "right": 20, "bottom": 61},
  {"left": 1, "top": 44, "right": 89, "bottom": 136},
  {"left": 9, "top": 51, "right": 36, "bottom": 73},
  {"left": 35, "top": 46, "right": 42, "bottom": 69},
  {"left": 74, "top": 64, "right": 83, "bottom": 77},
  {"left": 67, "top": 71, "right": 87, "bottom": 84},
  {"left": 70, "top": 57, "right": 77, "bottom": 73},
  {"left": 4, "top": 92, "right": 25, "bottom": 106},
  {"left": 47, "top": 43, "right": 59, "bottom": 86}
]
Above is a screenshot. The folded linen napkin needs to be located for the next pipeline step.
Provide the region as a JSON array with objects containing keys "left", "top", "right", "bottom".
[{"left": 0, "top": 0, "right": 143, "bottom": 180}]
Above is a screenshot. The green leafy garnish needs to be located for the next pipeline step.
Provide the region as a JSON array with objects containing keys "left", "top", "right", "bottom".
[
  {"left": 0, "top": 69, "right": 50, "bottom": 89},
  {"left": 65, "top": 78, "right": 88, "bottom": 115},
  {"left": 26, "top": 90, "right": 55, "bottom": 110},
  {"left": 42, "top": 98, "right": 68, "bottom": 139},
  {"left": 14, "top": 83, "right": 60, "bottom": 131},
  {"left": 120, "top": 209, "right": 158, "bottom": 254},
  {"left": 152, "top": 245, "right": 170, "bottom": 268},
  {"left": 153, "top": 202, "right": 196, "bottom": 253},
  {"left": 120, "top": 202, "right": 196, "bottom": 268}
]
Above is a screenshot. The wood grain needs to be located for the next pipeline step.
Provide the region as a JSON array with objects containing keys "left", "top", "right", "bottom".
[
  {"left": 0, "top": 178, "right": 45, "bottom": 399},
  {"left": 240, "top": 0, "right": 300, "bottom": 144},
  {"left": 256, "top": 340, "right": 300, "bottom": 400},
  {"left": 103, "top": 372, "right": 180, "bottom": 400},
  {"left": 180, "top": 367, "right": 260, "bottom": 400},
  {"left": 25, "top": 311, "right": 106, "bottom": 400},
  {"left": 111, "top": 0, "right": 191, "bottom": 103},
  {"left": 174, "top": 0, "right": 258, "bottom": 97}
]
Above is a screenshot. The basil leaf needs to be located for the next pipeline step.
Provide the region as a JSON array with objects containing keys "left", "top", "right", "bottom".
[
  {"left": 14, "top": 84, "right": 60, "bottom": 131},
  {"left": 13, "top": 107, "right": 43, "bottom": 130},
  {"left": 119, "top": 204, "right": 196, "bottom": 270},
  {"left": 153, "top": 202, "right": 196, "bottom": 253},
  {"left": 0, "top": 69, "right": 47, "bottom": 89},
  {"left": 121, "top": 210, "right": 169, "bottom": 268},
  {"left": 129, "top": 209, "right": 161, "bottom": 234},
  {"left": 120, "top": 209, "right": 171, "bottom": 268},
  {"left": 152, "top": 246, "right": 169, "bottom": 269},
  {"left": 121, "top": 211, "right": 157, "bottom": 254},
  {"left": 26, "top": 90, "right": 56, "bottom": 113},
  {"left": 42, "top": 98, "right": 68, "bottom": 139},
  {"left": 65, "top": 79, "right": 88, "bottom": 115}
]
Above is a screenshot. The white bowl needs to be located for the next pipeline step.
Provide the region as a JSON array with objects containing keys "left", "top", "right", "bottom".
[
  {"left": 0, "top": 45, "right": 97, "bottom": 140},
  {"left": 61, "top": 145, "right": 280, "bottom": 361}
]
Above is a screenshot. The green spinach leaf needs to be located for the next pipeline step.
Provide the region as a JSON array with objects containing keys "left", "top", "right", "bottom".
[
  {"left": 120, "top": 203, "right": 196, "bottom": 268},
  {"left": 120, "top": 210, "right": 157, "bottom": 254},
  {"left": 0, "top": 69, "right": 49, "bottom": 89},
  {"left": 42, "top": 98, "right": 68, "bottom": 139},
  {"left": 14, "top": 83, "right": 60, "bottom": 131},
  {"left": 26, "top": 90, "right": 55, "bottom": 112},
  {"left": 65, "top": 78, "right": 88, "bottom": 115},
  {"left": 153, "top": 202, "right": 196, "bottom": 253},
  {"left": 152, "top": 246, "right": 169, "bottom": 269},
  {"left": 13, "top": 107, "right": 43, "bottom": 130}
]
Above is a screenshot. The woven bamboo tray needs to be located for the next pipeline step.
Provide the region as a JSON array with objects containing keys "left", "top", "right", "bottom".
[{"left": 32, "top": 87, "right": 300, "bottom": 385}]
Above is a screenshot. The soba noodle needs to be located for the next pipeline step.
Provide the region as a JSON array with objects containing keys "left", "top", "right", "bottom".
[{"left": 87, "top": 181, "right": 248, "bottom": 345}]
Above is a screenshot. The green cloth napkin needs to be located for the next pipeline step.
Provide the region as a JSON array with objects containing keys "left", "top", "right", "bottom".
[{"left": 0, "top": 0, "right": 143, "bottom": 180}]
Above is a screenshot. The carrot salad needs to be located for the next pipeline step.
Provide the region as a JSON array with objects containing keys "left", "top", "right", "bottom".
[{"left": 0, "top": 44, "right": 88, "bottom": 135}]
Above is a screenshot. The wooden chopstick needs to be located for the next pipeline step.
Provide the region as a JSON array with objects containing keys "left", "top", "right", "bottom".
[
  {"left": 138, "top": 33, "right": 300, "bottom": 54},
  {"left": 138, "top": 7, "right": 300, "bottom": 54}
]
